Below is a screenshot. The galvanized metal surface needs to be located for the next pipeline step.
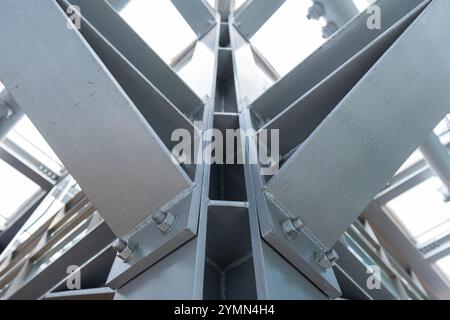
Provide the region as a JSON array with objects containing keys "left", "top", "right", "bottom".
[
  {"left": 258, "top": 5, "right": 423, "bottom": 158},
  {"left": 249, "top": 0, "right": 430, "bottom": 128},
  {"left": 0, "top": 0, "right": 193, "bottom": 238},
  {"left": 266, "top": 0, "right": 450, "bottom": 250},
  {"left": 233, "top": 0, "right": 286, "bottom": 39},
  {"left": 171, "top": 0, "right": 217, "bottom": 38},
  {"left": 1, "top": 0, "right": 448, "bottom": 301}
]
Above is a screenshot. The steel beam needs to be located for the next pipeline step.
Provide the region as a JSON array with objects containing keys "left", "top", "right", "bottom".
[
  {"left": 249, "top": 0, "right": 430, "bottom": 129},
  {"left": 229, "top": 22, "right": 339, "bottom": 299},
  {"left": 333, "top": 240, "right": 397, "bottom": 300},
  {"left": 43, "top": 287, "right": 115, "bottom": 300},
  {"left": 0, "top": 0, "right": 193, "bottom": 238},
  {"left": 171, "top": 0, "right": 217, "bottom": 38},
  {"left": 216, "top": 0, "right": 235, "bottom": 22},
  {"left": 5, "top": 221, "right": 114, "bottom": 300},
  {"left": 258, "top": 6, "right": 421, "bottom": 158},
  {"left": 265, "top": 0, "right": 450, "bottom": 250},
  {"left": 60, "top": 0, "right": 204, "bottom": 120},
  {"left": 364, "top": 201, "right": 450, "bottom": 300},
  {"left": 233, "top": 0, "right": 286, "bottom": 40},
  {"left": 419, "top": 133, "right": 450, "bottom": 193},
  {"left": 57, "top": 0, "right": 199, "bottom": 178}
]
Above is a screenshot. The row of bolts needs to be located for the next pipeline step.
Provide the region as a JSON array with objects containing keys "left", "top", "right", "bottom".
[{"left": 113, "top": 213, "right": 338, "bottom": 269}]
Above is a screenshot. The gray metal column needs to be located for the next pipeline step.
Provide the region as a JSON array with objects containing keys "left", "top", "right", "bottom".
[
  {"left": 216, "top": 0, "right": 235, "bottom": 21},
  {"left": 419, "top": 133, "right": 450, "bottom": 194}
]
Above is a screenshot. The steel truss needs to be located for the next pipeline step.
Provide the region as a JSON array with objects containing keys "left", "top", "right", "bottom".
[{"left": 0, "top": 0, "right": 449, "bottom": 300}]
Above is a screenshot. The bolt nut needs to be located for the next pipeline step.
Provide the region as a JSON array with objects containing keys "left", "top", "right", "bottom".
[
  {"left": 315, "top": 249, "right": 339, "bottom": 269},
  {"left": 152, "top": 211, "right": 177, "bottom": 234},
  {"left": 112, "top": 238, "right": 137, "bottom": 262},
  {"left": 282, "top": 217, "right": 305, "bottom": 239}
]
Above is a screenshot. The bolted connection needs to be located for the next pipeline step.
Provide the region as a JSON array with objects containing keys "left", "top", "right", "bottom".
[
  {"left": 152, "top": 211, "right": 177, "bottom": 234},
  {"left": 315, "top": 249, "right": 339, "bottom": 269},
  {"left": 112, "top": 238, "right": 138, "bottom": 262},
  {"left": 282, "top": 217, "right": 305, "bottom": 239}
]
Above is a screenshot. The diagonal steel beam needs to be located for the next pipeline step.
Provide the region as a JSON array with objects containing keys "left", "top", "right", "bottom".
[
  {"left": 265, "top": 0, "right": 450, "bottom": 250},
  {"left": 61, "top": 0, "right": 204, "bottom": 120},
  {"left": 171, "top": 0, "right": 217, "bottom": 38},
  {"left": 233, "top": 0, "right": 286, "bottom": 40},
  {"left": 364, "top": 201, "right": 450, "bottom": 300},
  {"left": 249, "top": 0, "right": 430, "bottom": 129},
  {"left": 0, "top": 0, "right": 192, "bottom": 238}
]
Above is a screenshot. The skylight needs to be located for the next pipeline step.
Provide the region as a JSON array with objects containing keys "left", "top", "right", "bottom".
[
  {"left": 114, "top": 0, "right": 198, "bottom": 65},
  {"left": 386, "top": 177, "right": 450, "bottom": 247}
]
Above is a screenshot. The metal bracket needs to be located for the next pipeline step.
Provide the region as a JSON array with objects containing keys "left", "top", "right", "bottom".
[{"left": 106, "top": 189, "right": 200, "bottom": 289}]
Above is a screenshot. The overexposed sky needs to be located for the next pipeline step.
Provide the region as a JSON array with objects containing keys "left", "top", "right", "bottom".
[{"left": 119, "top": 0, "right": 197, "bottom": 64}]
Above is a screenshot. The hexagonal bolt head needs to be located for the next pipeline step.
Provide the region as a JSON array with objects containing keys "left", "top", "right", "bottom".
[
  {"left": 152, "top": 211, "right": 177, "bottom": 234},
  {"left": 315, "top": 249, "right": 339, "bottom": 269},
  {"left": 112, "top": 238, "right": 138, "bottom": 262},
  {"left": 282, "top": 217, "right": 305, "bottom": 239}
]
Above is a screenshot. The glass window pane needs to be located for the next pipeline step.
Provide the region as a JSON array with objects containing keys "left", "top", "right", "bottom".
[
  {"left": 115, "top": 0, "right": 197, "bottom": 64},
  {"left": 0, "top": 159, "right": 41, "bottom": 230},
  {"left": 386, "top": 177, "right": 450, "bottom": 247},
  {"left": 251, "top": 0, "right": 325, "bottom": 77}
]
